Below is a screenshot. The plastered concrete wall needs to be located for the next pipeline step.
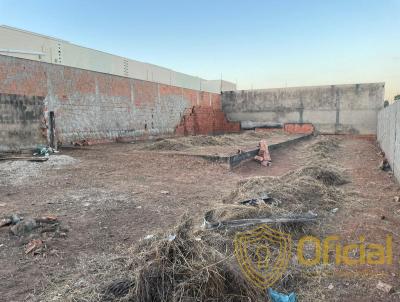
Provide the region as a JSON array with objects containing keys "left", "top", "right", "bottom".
[
  {"left": 377, "top": 102, "right": 400, "bottom": 181},
  {"left": 222, "top": 83, "right": 385, "bottom": 134},
  {"left": 0, "top": 55, "right": 232, "bottom": 151},
  {"left": 0, "top": 94, "right": 46, "bottom": 151}
]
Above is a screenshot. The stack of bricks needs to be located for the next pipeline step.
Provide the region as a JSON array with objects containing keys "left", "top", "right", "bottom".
[
  {"left": 283, "top": 123, "right": 314, "bottom": 134},
  {"left": 175, "top": 106, "right": 241, "bottom": 136}
]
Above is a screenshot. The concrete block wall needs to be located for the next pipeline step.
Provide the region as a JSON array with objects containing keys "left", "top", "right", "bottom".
[
  {"left": 377, "top": 102, "right": 400, "bottom": 181},
  {"left": 222, "top": 83, "right": 385, "bottom": 135},
  {"left": 0, "top": 55, "right": 235, "bottom": 151},
  {"left": 0, "top": 94, "right": 46, "bottom": 151}
]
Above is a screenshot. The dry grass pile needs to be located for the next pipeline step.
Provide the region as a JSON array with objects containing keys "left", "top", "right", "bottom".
[
  {"left": 222, "top": 173, "right": 345, "bottom": 216},
  {"left": 142, "top": 131, "right": 279, "bottom": 151},
  {"left": 133, "top": 219, "right": 260, "bottom": 302},
  {"left": 40, "top": 253, "right": 135, "bottom": 302},
  {"left": 241, "top": 130, "right": 277, "bottom": 139},
  {"left": 42, "top": 219, "right": 262, "bottom": 302},
  {"left": 145, "top": 139, "right": 190, "bottom": 151},
  {"left": 215, "top": 137, "right": 347, "bottom": 223},
  {"left": 287, "top": 163, "right": 349, "bottom": 186},
  {"left": 298, "top": 137, "right": 348, "bottom": 185},
  {"left": 144, "top": 135, "right": 236, "bottom": 151},
  {"left": 205, "top": 203, "right": 278, "bottom": 222},
  {"left": 187, "top": 135, "right": 236, "bottom": 146},
  {"left": 306, "top": 137, "right": 340, "bottom": 159}
]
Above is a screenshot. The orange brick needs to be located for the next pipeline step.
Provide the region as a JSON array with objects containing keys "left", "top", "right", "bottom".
[{"left": 283, "top": 123, "right": 314, "bottom": 134}]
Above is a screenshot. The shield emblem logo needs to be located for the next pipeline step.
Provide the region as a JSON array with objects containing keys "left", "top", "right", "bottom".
[{"left": 234, "top": 224, "right": 292, "bottom": 289}]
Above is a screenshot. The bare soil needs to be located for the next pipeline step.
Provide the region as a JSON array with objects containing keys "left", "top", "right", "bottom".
[{"left": 0, "top": 135, "right": 399, "bottom": 301}]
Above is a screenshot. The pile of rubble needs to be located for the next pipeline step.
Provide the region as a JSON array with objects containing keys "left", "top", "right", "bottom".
[{"left": 1, "top": 214, "right": 68, "bottom": 255}]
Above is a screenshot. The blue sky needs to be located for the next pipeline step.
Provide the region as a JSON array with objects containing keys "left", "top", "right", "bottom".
[{"left": 0, "top": 0, "right": 399, "bottom": 99}]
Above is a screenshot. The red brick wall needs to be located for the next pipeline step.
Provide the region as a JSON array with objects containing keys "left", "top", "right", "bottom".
[
  {"left": 0, "top": 54, "right": 240, "bottom": 150},
  {"left": 0, "top": 57, "right": 47, "bottom": 96},
  {"left": 134, "top": 80, "right": 158, "bottom": 108},
  {"left": 175, "top": 106, "right": 240, "bottom": 136}
]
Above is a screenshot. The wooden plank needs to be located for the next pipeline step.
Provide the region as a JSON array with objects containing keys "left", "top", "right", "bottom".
[{"left": 0, "top": 157, "right": 48, "bottom": 162}]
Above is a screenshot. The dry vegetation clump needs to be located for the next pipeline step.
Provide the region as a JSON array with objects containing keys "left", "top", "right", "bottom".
[
  {"left": 132, "top": 219, "right": 261, "bottom": 302},
  {"left": 241, "top": 130, "right": 277, "bottom": 139},
  {"left": 287, "top": 164, "right": 349, "bottom": 186},
  {"left": 144, "top": 139, "right": 190, "bottom": 151},
  {"left": 219, "top": 137, "right": 347, "bottom": 219},
  {"left": 205, "top": 203, "right": 279, "bottom": 222},
  {"left": 222, "top": 173, "right": 345, "bottom": 216},
  {"left": 306, "top": 136, "right": 340, "bottom": 159},
  {"left": 40, "top": 253, "right": 136, "bottom": 302},
  {"left": 143, "top": 135, "right": 237, "bottom": 151},
  {"left": 186, "top": 135, "right": 236, "bottom": 146},
  {"left": 131, "top": 218, "right": 325, "bottom": 302},
  {"left": 142, "top": 131, "right": 280, "bottom": 151},
  {"left": 42, "top": 219, "right": 263, "bottom": 302}
]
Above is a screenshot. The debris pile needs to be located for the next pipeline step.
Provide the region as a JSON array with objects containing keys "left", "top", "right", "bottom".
[
  {"left": 379, "top": 158, "right": 391, "bottom": 171},
  {"left": 33, "top": 145, "right": 59, "bottom": 157},
  {"left": 1, "top": 214, "right": 67, "bottom": 255}
]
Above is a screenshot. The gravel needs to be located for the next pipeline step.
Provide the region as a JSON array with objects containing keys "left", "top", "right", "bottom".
[{"left": 0, "top": 155, "right": 79, "bottom": 186}]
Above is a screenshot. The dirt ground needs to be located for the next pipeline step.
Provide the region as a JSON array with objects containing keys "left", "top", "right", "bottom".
[{"left": 1, "top": 135, "right": 400, "bottom": 301}]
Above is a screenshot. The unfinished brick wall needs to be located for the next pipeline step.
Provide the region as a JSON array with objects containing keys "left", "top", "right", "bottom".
[
  {"left": 0, "top": 55, "right": 238, "bottom": 150},
  {"left": 175, "top": 106, "right": 240, "bottom": 136}
]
